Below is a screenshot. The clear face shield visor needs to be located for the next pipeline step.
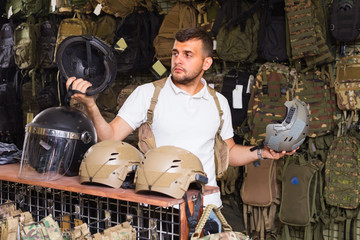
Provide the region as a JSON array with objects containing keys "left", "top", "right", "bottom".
[{"left": 19, "top": 126, "right": 79, "bottom": 181}]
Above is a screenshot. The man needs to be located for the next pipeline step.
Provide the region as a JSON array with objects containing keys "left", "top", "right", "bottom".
[{"left": 66, "top": 27, "right": 295, "bottom": 218}]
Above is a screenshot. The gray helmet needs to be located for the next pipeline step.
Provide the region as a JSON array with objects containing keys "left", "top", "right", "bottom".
[
  {"left": 264, "top": 98, "right": 309, "bottom": 152},
  {"left": 135, "top": 146, "right": 208, "bottom": 199},
  {"left": 79, "top": 140, "right": 144, "bottom": 188},
  {"left": 19, "top": 107, "right": 97, "bottom": 181}
]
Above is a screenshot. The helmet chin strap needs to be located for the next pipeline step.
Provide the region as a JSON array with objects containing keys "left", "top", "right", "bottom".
[{"left": 63, "top": 81, "right": 89, "bottom": 106}]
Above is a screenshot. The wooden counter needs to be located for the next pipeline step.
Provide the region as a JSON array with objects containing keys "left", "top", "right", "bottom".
[{"left": 0, "top": 163, "right": 219, "bottom": 207}]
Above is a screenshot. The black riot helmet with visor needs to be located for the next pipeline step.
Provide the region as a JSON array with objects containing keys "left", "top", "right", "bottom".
[{"left": 19, "top": 107, "right": 97, "bottom": 181}]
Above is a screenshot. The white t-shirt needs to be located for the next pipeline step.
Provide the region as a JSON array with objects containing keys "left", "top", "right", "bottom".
[{"left": 118, "top": 76, "right": 234, "bottom": 207}]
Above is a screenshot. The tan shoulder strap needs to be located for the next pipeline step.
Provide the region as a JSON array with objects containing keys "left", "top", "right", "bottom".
[
  {"left": 207, "top": 86, "right": 224, "bottom": 132},
  {"left": 146, "top": 78, "right": 167, "bottom": 125}
]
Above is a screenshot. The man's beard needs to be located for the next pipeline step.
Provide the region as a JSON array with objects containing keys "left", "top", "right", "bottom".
[{"left": 171, "top": 66, "right": 203, "bottom": 85}]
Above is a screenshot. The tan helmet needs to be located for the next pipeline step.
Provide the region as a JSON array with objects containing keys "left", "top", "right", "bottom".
[
  {"left": 79, "top": 140, "right": 144, "bottom": 188},
  {"left": 135, "top": 146, "right": 208, "bottom": 199}
]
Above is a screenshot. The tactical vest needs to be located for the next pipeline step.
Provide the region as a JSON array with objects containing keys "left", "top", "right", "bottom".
[{"left": 137, "top": 78, "right": 229, "bottom": 179}]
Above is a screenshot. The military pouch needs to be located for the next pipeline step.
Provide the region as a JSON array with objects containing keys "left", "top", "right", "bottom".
[
  {"left": 241, "top": 159, "right": 278, "bottom": 207},
  {"left": 214, "top": 132, "right": 229, "bottom": 180},
  {"left": 279, "top": 155, "right": 323, "bottom": 226},
  {"left": 40, "top": 215, "right": 63, "bottom": 240},
  {"left": 103, "top": 221, "right": 136, "bottom": 240},
  {"left": 38, "top": 20, "right": 58, "bottom": 69},
  {"left": 334, "top": 55, "right": 360, "bottom": 111},
  {"left": 138, "top": 122, "right": 156, "bottom": 154}
]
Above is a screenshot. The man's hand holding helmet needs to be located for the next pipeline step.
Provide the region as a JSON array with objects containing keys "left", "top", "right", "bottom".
[{"left": 66, "top": 77, "right": 95, "bottom": 108}]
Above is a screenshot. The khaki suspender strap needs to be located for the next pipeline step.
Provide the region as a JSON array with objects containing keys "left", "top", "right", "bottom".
[
  {"left": 146, "top": 78, "right": 167, "bottom": 125},
  {"left": 207, "top": 86, "right": 224, "bottom": 133},
  {"left": 146, "top": 80, "right": 224, "bottom": 132}
]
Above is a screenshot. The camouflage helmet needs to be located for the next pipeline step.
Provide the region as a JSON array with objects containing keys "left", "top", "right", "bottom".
[
  {"left": 135, "top": 146, "right": 208, "bottom": 199},
  {"left": 79, "top": 140, "right": 144, "bottom": 188},
  {"left": 264, "top": 98, "right": 309, "bottom": 152}
]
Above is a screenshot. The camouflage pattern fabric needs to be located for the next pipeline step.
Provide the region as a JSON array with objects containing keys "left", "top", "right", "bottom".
[
  {"left": 335, "top": 55, "right": 360, "bottom": 111},
  {"left": 324, "top": 132, "right": 360, "bottom": 209},
  {"left": 0, "top": 202, "right": 22, "bottom": 219},
  {"left": 294, "top": 69, "right": 337, "bottom": 138},
  {"left": 203, "top": 71, "right": 225, "bottom": 93},
  {"left": 21, "top": 223, "right": 45, "bottom": 240},
  {"left": 1, "top": 216, "right": 18, "bottom": 240},
  {"left": 247, "top": 62, "right": 296, "bottom": 146},
  {"left": 41, "top": 215, "right": 63, "bottom": 240},
  {"left": 198, "top": 231, "right": 250, "bottom": 240},
  {"left": 96, "top": 222, "right": 136, "bottom": 240},
  {"left": 285, "top": 0, "right": 318, "bottom": 59},
  {"left": 303, "top": 17, "right": 334, "bottom": 70}
]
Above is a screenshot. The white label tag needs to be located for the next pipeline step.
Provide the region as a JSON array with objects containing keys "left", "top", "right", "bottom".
[
  {"left": 208, "top": 83, "right": 215, "bottom": 89},
  {"left": 93, "top": 3, "right": 102, "bottom": 16},
  {"left": 7, "top": 6, "right": 13, "bottom": 19},
  {"left": 50, "top": 0, "right": 56, "bottom": 12},
  {"left": 213, "top": 40, "right": 217, "bottom": 50},
  {"left": 246, "top": 74, "right": 254, "bottom": 94},
  {"left": 232, "top": 85, "right": 243, "bottom": 109}
]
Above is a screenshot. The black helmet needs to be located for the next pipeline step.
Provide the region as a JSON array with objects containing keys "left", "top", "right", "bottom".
[
  {"left": 55, "top": 35, "right": 117, "bottom": 96},
  {"left": 264, "top": 98, "right": 309, "bottom": 152},
  {"left": 19, "top": 107, "right": 97, "bottom": 180}
]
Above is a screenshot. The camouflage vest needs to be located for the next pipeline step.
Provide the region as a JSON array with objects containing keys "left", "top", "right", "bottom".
[
  {"left": 247, "top": 62, "right": 296, "bottom": 146},
  {"left": 334, "top": 55, "right": 360, "bottom": 111},
  {"left": 285, "top": 0, "right": 334, "bottom": 70}
]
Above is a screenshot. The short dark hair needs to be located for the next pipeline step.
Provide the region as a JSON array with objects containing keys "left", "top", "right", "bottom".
[{"left": 175, "top": 27, "right": 213, "bottom": 58}]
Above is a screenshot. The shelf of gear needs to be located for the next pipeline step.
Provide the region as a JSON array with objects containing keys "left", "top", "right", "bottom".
[{"left": 0, "top": 163, "right": 219, "bottom": 240}]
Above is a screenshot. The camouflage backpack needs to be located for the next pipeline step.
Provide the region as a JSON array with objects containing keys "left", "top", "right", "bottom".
[
  {"left": 93, "top": 14, "right": 117, "bottom": 45},
  {"left": 334, "top": 55, "right": 360, "bottom": 111},
  {"left": 14, "top": 17, "right": 38, "bottom": 70},
  {"left": 6, "top": 0, "right": 48, "bottom": 19},
  {"left": 246, "top": 62, "right": 297, "bottom": 146},
  {"left": 294, "top": 67, "right": 338, "bottom": 138},
  {"left": 324, "top": 130, "right": 360, "bottom": 209},
  {"left": 94, "top": 0, "right": 142, "bottom": 18},
  {"left": 153, "top": 2, "right": 198, "bottom": 67},
  {"left": 323, "top": 130, "right": 360, "bottom": 240},
  {"left": 213, "top": 0, "right": 260, "bottom": 63},
  {"left": 330, "top": 0, "right": 360, "bottom": 42},
  {"left": 55, "top": 13, "right": 91, "bottom": 58}
]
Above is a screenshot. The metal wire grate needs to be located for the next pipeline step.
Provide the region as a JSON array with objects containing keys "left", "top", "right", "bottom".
[{"left": 0, "top": 180, "right": 181, "bottom": 240}]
